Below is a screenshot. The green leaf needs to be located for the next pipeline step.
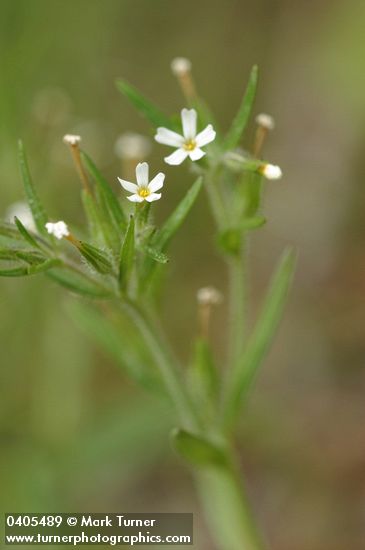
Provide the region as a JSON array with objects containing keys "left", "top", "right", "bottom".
[
  {"left": 47, "top": 266, "right": 111, "bottom": 298},
  {"left": 224, "top": 248, "right": 296, "bottom": 429},
  {"left": 78, "top": 241, "right": 113, "bottom": 274},
  {"left": 0, "top": 248, "right": 45, "bottom": 264},
  {"left": 217, "top": 217, "right": 266, "bottom": 256},
  {"left": 189, "top": 339, "right": 219, "bottom": 421},
  {"left": 81, "top": 189, "right": 103, "bottom": 243},
  {"left": 223, "top": 65, "right": 258, "bottom": 151},
  {"left": 144, "top": 247, "right": 169, "bottom": 264},
  {"left": 81, "top": 151, "right": 126, "bottom": 231},
  {"left": 119, "top": 216, "right": 135, "bottom": 291},
  {"left": 14, "top": 217, "right": 41, "bottom": 249},
  {"left": 0, "top": 266, "right": 29, "bottom": 277},
  {"left": 0, "top": 259, "right": 61, "bottom": 277},
  {"left": 116, "top": 79, "right": 172, "bottom": 129},
  {"left": 0, "top": 222, "right": 24, "bottom": 242},
  {"left": 18, "top": 140, "right": 49, "bottom": 236},
  {"left": 68, "top": 301, "right": 160, "bottom": 389},
  {"left": 152, "top": 177, "right": 202, "bottom": 252},
  {"left": 190, "top": 97, "right": 220, "bottom": 140},
  {"left": 171, "top": 428, "right": 226, "bottom": 468}
]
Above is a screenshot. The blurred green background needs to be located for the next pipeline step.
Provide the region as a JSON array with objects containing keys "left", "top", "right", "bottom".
[{"left": 1, "top": 0, "right": 365, "bottom": 548}]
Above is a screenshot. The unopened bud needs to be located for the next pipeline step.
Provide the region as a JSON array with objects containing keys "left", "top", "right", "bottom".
[
  {"left": 63, "top": 134, "right": 81, "bottom": 146},
  {"left": 260, "top": 163, "right": 282, "bottom": 180},
  {"left": 197, "top": 286, "right": 223, "bottom": 306},
  {"left": 255, "top": 113, "right": 275, "bottom": 131},
  {"left": 171, "top": 57, "right": 192, "bottom": 76}
]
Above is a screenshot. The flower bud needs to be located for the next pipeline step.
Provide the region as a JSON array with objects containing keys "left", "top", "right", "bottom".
[
  {"left": 197, "top": 286, "right": 223, "bottom": 306},
  {"left": 255, "top": 113, "right": 275, "bottom": 131},
  {"left": 171, "top": 57, "right": 192, "bottom": 76},
  {"left": 260, "top": 163, "right": 282, "bottom": 180}
]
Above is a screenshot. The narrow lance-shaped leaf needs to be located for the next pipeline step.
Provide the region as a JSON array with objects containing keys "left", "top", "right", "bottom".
[
  {"left": 0, "top": 248, "right": 45, "bottom": 264},
  {"left": 152, "top": 177, "right": 202, "bottom": 252},
  {"left": 171, "top": 428, "right": 227, "bottom": 468},
  {"left": 78, "top": 241, "right": 113, "bottom": 274},
  {"left": 0, "top": 258, "right": 61, "bottom": 277},
  {"left": 224, "top": 247, "right": 296, "bottom": 429},
  {"left": 68, "top": 301, "right": 161, "bottom": 389},
  {"left": 119, "top": 216, "right": 135, "bottom": 291},
  {"left": 47, "top": 266, "right": 111, "bottom": 298},
  {"left": 14, "top": 217, "right": 42, "bottom": 249},
  {"left": 18, "top": 140, "right": 49, "bottom": 236},
  {"left": 223, "top": 65, "right": 258, "bottom": 151},
  {"left": 81, "top": 151, "right": 126, "bottom": 230},
  {"left": 0, "top": 222, "right": 25, "bottom": 242},
  {"left": 189, "top": 338, "right": 219, "bottom": 422},
  {"left": 116, "top": 79, "right": 173, "bottom": 129},
  {"left": 81, "top": 189, "right": 103, "bottom": 243}
]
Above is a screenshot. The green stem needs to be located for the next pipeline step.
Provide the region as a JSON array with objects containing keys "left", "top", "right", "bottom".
[
  {"left": 203, "top": 170, "right": 227, "bottom": 229},
  {"left": 122, "top": 299, "right": 199, "bottom": 431},
  {"left": 196, "top": 442, "right": 265, "bottom": 550},
  {"left": 228, "top": 239, "right": 247, "bottom": 368}
]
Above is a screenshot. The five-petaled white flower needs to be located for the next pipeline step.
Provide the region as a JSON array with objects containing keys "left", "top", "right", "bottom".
[
  {"left": 155, "top": 108, "right": 216, "bottom": 165},
  {"left": 45, "top": 221, "right": 70, "bottom": 239},
  {"left": 118, "top": 162, "right": 164, "bottom": 203}
]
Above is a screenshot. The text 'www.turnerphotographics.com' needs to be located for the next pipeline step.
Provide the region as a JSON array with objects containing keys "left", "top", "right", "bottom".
[{"left": 4, "top": 513, "right": 193, "bottom": 546}]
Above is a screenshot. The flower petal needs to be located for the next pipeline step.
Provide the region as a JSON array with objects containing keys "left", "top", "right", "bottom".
[
  {"left": 164, "top": 148, "right": 189, "bottom": 165},
  {"left": 189, "top": 148, "right": 205, "bottom": 161},
  {"left": 148, "top": 172, "right": 165, "bottom": 192},
  {"left": 117, "top": 177, "right": 138, "bottom": 193},
  {"left": 195, "top": 124, "right": 216, "bottom": 147},
  {"left": 136, "top": 162, "right": 149, "bottom": 187},
  {"left": 155, "top": 128, "right": 184, "bottom": 147},
  {"left": 127, "top": 194, "right": 144, "bottom": 203},
  {"left": 181, "top": 108, "right": 197, "bottom": 139},
  {"left": 145, "top": 193, "right": 161, "bottom": 202}
]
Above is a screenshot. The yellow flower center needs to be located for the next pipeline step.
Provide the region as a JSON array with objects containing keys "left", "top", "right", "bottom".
[
  {"left": 138, "top": 187, "right": 150, "bottom": 198},
  {"left": 183, "top": 139, "right": 196, "bottom": 151}
]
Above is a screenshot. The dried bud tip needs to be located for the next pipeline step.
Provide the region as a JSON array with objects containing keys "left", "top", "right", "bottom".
[
  {"left": 45, "top": 221, "right": 70, "bottom": 240},
  {"left": 260, "top": 163, "right": 282, "bottom": 180},
  {"left": 171, "top": 57, "right": 192, "bottom": 75},
  {"left": 197, "top": 286, "right": 223, "bottom": 306},
  {"left": 255, "top": 113, "right": 275, "bottom": 131},
  {"left": 63, "top": 134, "right": 81, "bottom": 146},
  {"left": 114, "top": 133, "right": 152, "bottom": 160}
]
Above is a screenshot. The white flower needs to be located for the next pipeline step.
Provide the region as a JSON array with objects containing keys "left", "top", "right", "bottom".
[
  {"left": 114, "top": 133, "right": 151, "bottom": 160},
  {"left": 63, "top": 134, "right": 81, "bottom": 146},
  {"left": 118, "top": 162, "right": 164, "bottom": 203},
  {"left": 45, "top": 221, "right": 70, "bottom": 239},
  {"left": 255, "top": 113, "right": 275, "bottom": 131},
  {"left": 260, "top": 163, "right": 282, "bottom": 180},
  {"left": 197, "top": 286, "right": 223, "bottom": 306},
  {"left": 155, "top": 108, "right": 216, "bottom": 165},
  {"left": 171, "top": 57, "right": 192, "bottom": 75},
  {"left": 6, "top": 201, "right": 36, "bottom": 232}
]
